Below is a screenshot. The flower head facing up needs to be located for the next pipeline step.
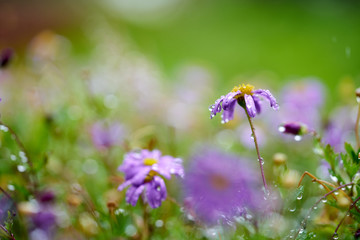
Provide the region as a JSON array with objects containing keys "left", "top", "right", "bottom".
[
  {"left": 183, "top": 148, "right": 264, "bottom": 224},
  {"left": 118, "top": 149, "right": 184, "bottom": 208},
  {"left": 210, "top": 84, "right": 279, "bottom": 123}
]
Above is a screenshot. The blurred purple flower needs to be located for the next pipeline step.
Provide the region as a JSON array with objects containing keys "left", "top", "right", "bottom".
[
  {"left": 31, "top": 211, "right": 56, "bottom": 232},
  {"left": 91, "top": 121, "right": 126, "bottom": 150},
  {"left": 25, "top": 190, "right": 57, "bottom": 240},
  {"left": 210, "top": 84, "right": 278, "bottom": 123},
  {"left": 0, "top": 195, "right": 14, "bottom": 224},
  {"left": 183, "top": 148, "right": 263, "bottom": 224},
  {"left": 317, "top": 160, "right": 331, "bottom": 180},
  {"left": 118, "top": 149, "right": 184, "bottom": 208},
  {"left": 278, "top": 79, "right": 324, "bottom": 129},
  {"left": 323, "top": 106, "right": 356, "bottom": 152}
]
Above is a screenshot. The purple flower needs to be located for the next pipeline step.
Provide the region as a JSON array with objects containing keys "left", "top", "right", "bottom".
[
  {"left": 323, "top": 106, "right": 356, "bottom": 152},
  {"left": 118, "top": 149, "right": 184, "bottom": 208},
  {"left": 31, "top": 212, "right": 56, "bottom": 231},
  {"left": 278, "top": 79, "right": 324, "bottom": 129},
  {"left": 0, "top": 195, "right": 14, "bottom": 224},
  {"left": 210, "top": 84, "right": 279, "bottom": 123},
  {"left": 183, "top": 148, "right": 263, "bottom": 224},
  {"left": 91, "top": 121, "right": 126, "bottom": 150}
]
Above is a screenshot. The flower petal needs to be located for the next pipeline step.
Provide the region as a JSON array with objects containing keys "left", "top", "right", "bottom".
[
  {"left": 244, "top": 94, "right": 257, "bottom": 118},
  {"left": 252, "top": 89, "right": 279, "bottom": 110},
  {"left": 210, "top": 95, "right": 225, "bottom": 119},
  {"left": 221, "top": 99, "right": 237, "bottom": 122},
  {"left": 145, "top": 176, "right": 167, "bottom": 208},
  {"left": 126, "top": 185, "right": 145, "bottom": 206}
]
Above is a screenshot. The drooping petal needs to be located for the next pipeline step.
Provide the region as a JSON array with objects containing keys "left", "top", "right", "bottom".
[
  {"left": 118, "top": 180, "right": 131, "bottom": 191},
  {"left": 221, "top": 99, "right": 237, "bottom": 122},
  {"left": 209, "top": 95, "right": 225, "bottom": 119},
  {"left": 222, "top": 91, "right": 240, "bottom": 110},
  {"left": 145, "top": 176, "right": 167, "bottom": 208},
  {"left": 244, "top": 94, "right": 257, "bottom": 118},
  {"left": 252, "top": 95, "right": 262, "bottom": 114},
  {"left": 126, "top": 185, "right": 145, "bottom": 206},
  {"left": 252, "top": 89, "right": 279, "bottom": 110}
]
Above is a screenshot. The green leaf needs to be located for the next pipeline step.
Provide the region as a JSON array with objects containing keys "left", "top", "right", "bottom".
[
  {"left": 341, "top": 152, "right": 360, "bottom": 180},
  {"left": 324, "top": 144, "right": 336, "bottom": 169},
  {"left": 344, "top": 142, "right": 359, "bottom": 164}
]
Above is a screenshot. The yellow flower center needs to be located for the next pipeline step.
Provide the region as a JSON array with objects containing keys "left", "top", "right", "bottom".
[
  {"left": 231, "top": 84, "right": 255, "bottom": 99},
  {"left": 144, "top": 170, "right": 158, "bottom": 182},
  {"left": 143, "top": 158, "right": 158, "bottom": 166}
]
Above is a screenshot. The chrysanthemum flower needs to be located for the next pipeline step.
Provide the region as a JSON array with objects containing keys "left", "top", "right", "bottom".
[
  {"left": 118, "top": 149, "right": 184, "bottom": 208},
  {"left": 183, "top": 148, "right": 263, "bottom": 224},
  {"left": 210, "top": 84, "right": 279, "bottom": 123}
]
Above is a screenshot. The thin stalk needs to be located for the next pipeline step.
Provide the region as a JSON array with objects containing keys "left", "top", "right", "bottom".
[
  {"left": 292, "top": 182, "right": 354, "bottom": 240},
  {"left": 142, "top": 202, "right": 150, "bottom": 240},
  {"left": 355, "top": 103, "right": 360, "bottom": 150},
  {"left": 332, "top": 194, "right": 360, "bottom": 238},
  {"left": 244, "top": 109, "right": 268, "bottom": 193}
]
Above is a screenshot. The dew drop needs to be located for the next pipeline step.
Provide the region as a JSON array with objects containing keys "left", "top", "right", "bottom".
[
  {"left": 114, "top": 208, "right": 125, "bottom": 215},
  {"left": 7, "top": 184, "right": 15, "bottom": 191},
  {"left": 155, "top": 219, "right": 164, "bottom": 227},
  {"left": 294, "top": 135, "right": 302, "bottom": 141},
  {"left": 334, "top": 192, "right": 339, "bottom": 196},
  {"left": 321, "top": 198, "right": 327, "bottom": 203},
  {"left": 17, "top": 165, "right": 26, "bottom": 172},
  {"left": 330, "top": 175, "right": 338, "bottom": 183},
  {"left": 125, "top": 224, "right": 137, "bottom": 237},
  {"left": 313, "top": 206, "right": 318, "bottom": 210},
  {"left": 289, "top": 207, "right": 296, "bottom": 212},
  {"left": 333, "top": 233, "right": 339, "bottom": 240},
  {"left": 299, "top": 228, "right": 304, "bottom": 234},
  {"left": 297, "top": 194, "right": 303, "bottom": 200},
  {"left": 0, "top": 125, "right": 9, "bottom": 132},
  {"left": 278, "top": 126, "right": 285, "bottom": 133}
]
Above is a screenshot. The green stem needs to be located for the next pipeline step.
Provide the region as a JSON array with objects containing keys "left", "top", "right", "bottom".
[{"left": 244, "top": 109, "right": 269, "bottom": 193}]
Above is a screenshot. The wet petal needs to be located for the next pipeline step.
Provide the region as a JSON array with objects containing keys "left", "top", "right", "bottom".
[
  {"left": 244, "top": 94, "right": 257, "bottom": 118},
  {"left": 253, "top": 89, "right": 279, "bottom": 110}
]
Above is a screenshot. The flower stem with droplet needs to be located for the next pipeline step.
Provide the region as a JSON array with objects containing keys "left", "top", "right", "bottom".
[{"left": 244, "top": 108, "right": 268, "bottom": 193}]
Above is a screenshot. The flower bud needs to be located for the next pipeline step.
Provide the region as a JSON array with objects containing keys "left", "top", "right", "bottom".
[
  {"left": 273, "top": 153, "right": 287, "bottom": 166},
  {"left": 282, "top": 170, "right": 300, "bottom": 189},
  {"left": 278, "top": 122, "right": 308, "bottom": 136}
]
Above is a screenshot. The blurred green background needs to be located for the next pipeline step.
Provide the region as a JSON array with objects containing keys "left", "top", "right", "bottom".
[{"left": 1, "top": 0, "right": 359, "bottom": 93}]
